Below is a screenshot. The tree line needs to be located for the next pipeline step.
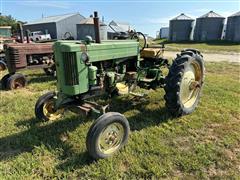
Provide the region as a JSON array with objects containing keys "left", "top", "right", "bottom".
[{"left": 0, "top": 14, "right": 23, "bottom": 34}]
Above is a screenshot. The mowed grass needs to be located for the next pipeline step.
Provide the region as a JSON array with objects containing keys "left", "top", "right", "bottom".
[
  {"left": 153, "top": 39, "right": 240, "bottom": 53},
  {"left": 0, "top": 62, "right": 240, "bottom": 179}
]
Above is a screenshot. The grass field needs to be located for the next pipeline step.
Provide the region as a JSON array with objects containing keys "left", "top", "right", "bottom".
[
  {"left": 0, "top": 62, "right": 240, "bottom": 179},
  {"left": 153, "top": 39, "right": 240, "bottom": 53}
]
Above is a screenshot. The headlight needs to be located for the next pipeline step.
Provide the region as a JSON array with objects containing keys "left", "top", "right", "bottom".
[{"left": 81, "top": 52, "right": 89, "bottom": 62}]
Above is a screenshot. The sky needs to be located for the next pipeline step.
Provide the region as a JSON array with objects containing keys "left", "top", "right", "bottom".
[{"left": 1, "top": 0, "right": 239, "bottom": 37}]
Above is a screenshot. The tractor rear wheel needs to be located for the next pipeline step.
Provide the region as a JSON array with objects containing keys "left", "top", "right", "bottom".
[
  {"left": 6, "top": 73, "right": 27, "bottom": 90},
  {"left": 164, "top": 50, "right": 205, "bottom": 117},
  {"left": 86, "top": 112, "right": 130, "bottom": 159},
  {"left": 35, "top": 92, "right": 64, "bottom": 121}
]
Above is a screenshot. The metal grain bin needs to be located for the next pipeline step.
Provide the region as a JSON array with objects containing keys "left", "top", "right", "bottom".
[
  {"left": 169, "top": 13, "right": 194, "bottom": 41},
  {"left": 99, "top": 24, "right": 108, "bottom": 40},
  {"left": 225, "top": 11, "right": 240, "bottom": 42},
  {"left": 193, "top": 11, "right": 225, "bottom": 41},
  {"left": 77, "top": 17, "right": 107, "bottom": 40}
]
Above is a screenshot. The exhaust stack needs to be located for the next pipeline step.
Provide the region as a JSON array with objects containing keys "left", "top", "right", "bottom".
[
  {"left": 18, "top": 23, "right": 24, "bottom": 43},
  {"left": 26, "top": 30, "right": 30, "bottom": 43},
  {"left": 93, "top": 11, "right": 101, "bottom": 43}
]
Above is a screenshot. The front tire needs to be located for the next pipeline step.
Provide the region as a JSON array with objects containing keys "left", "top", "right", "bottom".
[
  {"left": 86, "top": 112, "right": 130, "bottom": 159},
  {"left": 1, "top": 74, "right": 10, "bottom": 89},
  {"left": 0, "top": 60, "right": 6, "bottom": 71},
  {"left": 35, "top": 92, "right": 64, "bottom": 121},
  {"left": 164, "top": 50, "right": 205, "bottom": 117}
]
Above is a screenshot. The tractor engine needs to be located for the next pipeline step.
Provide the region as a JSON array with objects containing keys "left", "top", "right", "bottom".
[
  {"left": 54, "top": 40, "right": 140, "bottom": 99},
  {"left": 4, "top": 43, "right": 53, "bottom": 73}
]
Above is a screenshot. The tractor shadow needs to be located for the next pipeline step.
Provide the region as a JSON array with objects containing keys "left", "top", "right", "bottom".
[
  {"left": 0, "top": 72, "right": 56, "bottom": 90},
  {"left": 109, "top": 95, "right": 172, "bottom": 131},
  {"left": 26, "top": 73, "right": 56, "bottom": 84},
  {"left": 0, "top": 116, "right": 94, "bottom": 167},
  {"left": 58, "top": 95, "right": 173, "bottom": 170},
  {"left": 0, "top": 94, "right": 173, "bottom": 171}
]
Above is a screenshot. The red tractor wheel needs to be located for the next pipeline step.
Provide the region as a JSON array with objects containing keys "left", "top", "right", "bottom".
[
  {"left": 0, "top": 60, "right": 6, "bottom": 71},
  {"left": 6, "top": 73, "right": 27, "bottom": 90},
  {"left": 1, "top": 74, "right": 10, "bottom": 89}
]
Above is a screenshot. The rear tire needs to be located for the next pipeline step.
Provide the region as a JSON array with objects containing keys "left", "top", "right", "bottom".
[
  {"left": 86, "top": 112, "right": 130, "bottom": 159},
  {"left": 6, "top": 73, "right": 27, "bottom": 90},
  {"left": 164, "top": 50, "right": 205, "bottom": 117}
]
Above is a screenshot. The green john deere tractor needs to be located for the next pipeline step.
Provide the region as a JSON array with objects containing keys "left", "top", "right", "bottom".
[{"left": 35, "top": 12, "right": 205, "bottom": 160}]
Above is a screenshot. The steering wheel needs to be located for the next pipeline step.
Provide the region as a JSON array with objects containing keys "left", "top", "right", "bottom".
[
  {"left": 131, "top": 32, "right": 146, "bottom": 51},
  {"left": 63, "top": 32, "right": 74, "bottom": 40}
]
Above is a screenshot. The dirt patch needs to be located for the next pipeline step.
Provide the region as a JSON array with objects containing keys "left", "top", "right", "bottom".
[{"left": 164, "top": 51, "right": 240, "bottom": 63}]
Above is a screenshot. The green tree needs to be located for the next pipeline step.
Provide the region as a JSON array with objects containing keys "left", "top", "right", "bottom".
[{"left": 0, "top": 14, "right": 19, "bottom": 34}]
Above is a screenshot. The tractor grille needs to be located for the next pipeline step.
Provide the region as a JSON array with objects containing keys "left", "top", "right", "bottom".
[
  {"left": 8, "top": 48, "right": 20, "bottom": 64},
  {"left": 62, "top": 52, "right": 79, "bottom": 86}
]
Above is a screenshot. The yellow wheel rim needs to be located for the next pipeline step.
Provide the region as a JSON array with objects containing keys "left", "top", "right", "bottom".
[
  {"left": 98, "top": 122, "right": 124, "bottom": 155},
  {"left": 180, "top": 61, "right": 202, "bottom": 109},
  {"left": 43, "top": 99, "right": 64, "bottom": 121}
]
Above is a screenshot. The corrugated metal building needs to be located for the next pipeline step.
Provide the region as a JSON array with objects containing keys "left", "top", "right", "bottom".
[
  {"left": 159, "top": 27, "right": 169, "bottom": 39},
  {"left": 193, "top": 11, "right": 225, "bottom": 41},
  {"left": 225, "top": 11, "right": 240, "bottom": 42},
  {"left": 169, "top": 13, "right": 194, "bottom": 41},
  {"left": 76, "top": 17, "right": 107, "bottom": 40},
  {"left": 23, "top": 13, "right": 85, "bottom": 40},
  {"left": 99, "top": 24, "right": 108, "bottom": 41}
]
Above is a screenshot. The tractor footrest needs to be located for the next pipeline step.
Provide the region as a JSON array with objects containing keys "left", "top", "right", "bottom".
[
  {"left": 71, "top": 103, "right": 92, "bottom": 116},
  {"left": 69, "top": 102, "right": 105, "bottom": 116}
]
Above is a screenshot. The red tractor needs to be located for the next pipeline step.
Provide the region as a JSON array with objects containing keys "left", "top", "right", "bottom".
[{"left": 0, "top": 24, "right": 55, "bottom": 90}]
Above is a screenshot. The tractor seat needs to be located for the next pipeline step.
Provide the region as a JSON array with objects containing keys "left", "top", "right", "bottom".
[{"left": 140, "top": 48, "right": 163, "bottom": 58}]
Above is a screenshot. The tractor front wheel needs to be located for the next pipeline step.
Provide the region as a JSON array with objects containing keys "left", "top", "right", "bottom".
[
  {"left": 35, "top": 92, "right": 64, "bottom": 121},
  {"left": 1, "top": 74, "right": 10, "bottom": 89},
  {"left": 164, "top": 50, "right": 205, "bottom": 117},
  {"left": 86, "top": 112, "right": 130, "bottom": 159},
  {"left": 0, "top": 60, "right": 6, "bottom": 71}
]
